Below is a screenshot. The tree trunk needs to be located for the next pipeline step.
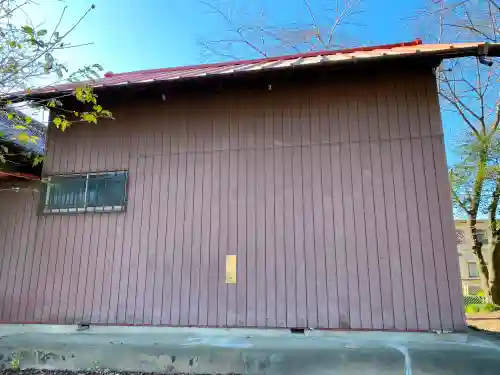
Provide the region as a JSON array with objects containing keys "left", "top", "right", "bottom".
[
  {"left": 489, "top": 241, "right": 500, "bottom": 304},
  {"left": 477, "top": 256, "right": 491, "bottom": 300},
  {"left": 468, "top": 149, "right": 489, "bottom": 299},
  {"left": 487, "top": 179, "right": 500, "bottom": 304},
  {"left": 469, "top": 216, "right": 490, "bottom": 300}
]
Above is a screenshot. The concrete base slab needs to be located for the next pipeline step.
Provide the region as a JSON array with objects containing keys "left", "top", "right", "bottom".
[{"left": 0, "top": 325, "right": 498, "bottom": 374}]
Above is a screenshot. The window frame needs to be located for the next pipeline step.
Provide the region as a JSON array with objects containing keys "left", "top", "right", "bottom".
[
  {"left": 41, "top": 170, "right": 128, "bottom": 215},
  {"left": 468, "top": 262, "right": 479, "bottom": 279},
  {"left": 476, "top": 229, "right": 489, "bottom": 245}
]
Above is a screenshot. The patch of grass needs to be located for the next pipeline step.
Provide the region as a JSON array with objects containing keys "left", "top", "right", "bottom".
[
  {"left": 465, "top": 303, "right": 500, "bottom": 314},
  {"left": 10, "top": 357, "right": 19, "bottom": 370},
  {"left": 482, "top": 303, "right": 500, "bottom": 312}
]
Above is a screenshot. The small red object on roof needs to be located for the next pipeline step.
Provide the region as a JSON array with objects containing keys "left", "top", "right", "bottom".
[{"left": 104, "top": 71, "right": 114, "bottom": 78}]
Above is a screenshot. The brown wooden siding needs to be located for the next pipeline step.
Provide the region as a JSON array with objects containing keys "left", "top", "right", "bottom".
[{"left": 0, "top": 70, "right": 465, "bottom": 331}]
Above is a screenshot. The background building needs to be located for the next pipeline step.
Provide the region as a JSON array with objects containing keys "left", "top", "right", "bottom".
[{"left": 455, "top": 219, "right": 489, "bottom": 296}]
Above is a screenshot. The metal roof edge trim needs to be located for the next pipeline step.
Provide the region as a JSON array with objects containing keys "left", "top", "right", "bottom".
[
  {"left": 15, "top": 40, "right": 500, "bottom": 98},
  {"left": 48, "top": 45, "right": 481, "bottom": 92},
  {"left": 106, "top": 39, "right": 424, "bottom": 78}
]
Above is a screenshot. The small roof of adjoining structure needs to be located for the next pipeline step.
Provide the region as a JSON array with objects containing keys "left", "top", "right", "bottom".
[
  {"left": 0, "top": 109, "right": 45, "bottom": 181},
  {"left": 23, "top": 39, "right": 500, "bottom": 96},
  {"left": 0, "top": 108, "right": 45, "bottom": 155}
]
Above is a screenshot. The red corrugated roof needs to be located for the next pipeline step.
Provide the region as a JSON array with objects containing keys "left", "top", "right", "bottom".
[
  {"left": 28, "top": 39, "right": 499, "bottom": 95},
  {"left": 0, "top": 171, "right": 40, "bottom": 180}
]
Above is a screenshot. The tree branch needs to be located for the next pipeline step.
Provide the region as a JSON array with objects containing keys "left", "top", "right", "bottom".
[
  {"left": 489, "top": 179, "right": 500, "bottom": 237},
  {"left": 443, "top": 22, "right": 497, "bottom": 42},
  {"left": 327, "top": 0, "right": 360, "bottom": 47},
  {"left": 487, "top": 0, "right": 500, "bottom": 12},
  {"left": 199, "top": 0, "right": 268, "bottom": 58},
  {"left": 439, "top": 91, "right": 480, "bottom": 137},
  {"left": 475, "top": 59, "right": 486, "bottom": 134},
  {"left": 198, "top": 0, "right": 362, "bottom": 59},
  {"left": 441, "top": 71, "right": 483, "bottom": 123},
  {"left": 302, "top": 0, "right": 325, "bottom": 48},
  {"left": 493, "top": 100, "right": 500, "bottom": 131},
  {"left": 452, "top": 188, "right": 471, "bottom": 215}
]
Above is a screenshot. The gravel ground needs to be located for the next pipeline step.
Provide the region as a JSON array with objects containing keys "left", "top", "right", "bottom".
[
  {"left": 467, "top": 312, "right": 500, "bottom": 332},
  {"left": 0, "top": 371, "right": 239, "bottom": 375}
]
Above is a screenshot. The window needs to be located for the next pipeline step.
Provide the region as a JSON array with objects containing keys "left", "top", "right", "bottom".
[
  {"left": 456, "top": 230, "right": 465, "bottom": 245},
  {"left": 43, "top": 171, "right": 127, "bottom": 214},
  {"left": 468, "top": 262, "right": 479, "bottom": 278},
  {"left": 476, "top": 229, "right": 489, "bottom": 245}
]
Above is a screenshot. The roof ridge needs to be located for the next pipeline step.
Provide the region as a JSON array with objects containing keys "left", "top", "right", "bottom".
[{"left": 106, "top": 39, "right": 423, "bottom": 78}]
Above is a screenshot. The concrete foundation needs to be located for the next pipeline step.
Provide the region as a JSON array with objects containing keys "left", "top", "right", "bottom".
[{"left": 0, "top": 325, "right": 499, "bottom": 374}]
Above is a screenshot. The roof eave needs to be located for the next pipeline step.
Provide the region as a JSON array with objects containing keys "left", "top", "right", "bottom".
[{"left": 12, "top": 42, "right": 500, "bottom": 100}]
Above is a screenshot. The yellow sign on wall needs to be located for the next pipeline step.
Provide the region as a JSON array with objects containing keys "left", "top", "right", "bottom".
[{"left": 226, "top": 255, "right": 237, "bottom": 284}]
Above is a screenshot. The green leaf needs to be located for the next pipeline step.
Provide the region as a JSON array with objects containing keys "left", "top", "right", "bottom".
[
  {"left": 7, "top": 113, "right": 13, "bottom": 120},
  {"left": 47, "top": 100, "right": 57, "bottom": 108},
  {"left": 53, "top": 117, "right": 62, "bottom": 127},
  {"left": 0, "top": 155, "right": 5, "bottom": 164},
  {"left": 24, "top": 116, "right": 32, "bottom": 124},
  {"left": 93, "top": 64, "right": 103, "bottom": 71},
  {"left": 22, "top": 26, "right": 34, "bottom": 34},
  {"left": 60, "top": 119, "right": 71, "bottom": 131},
  {"left": 17, "top": 132, "right": 30, "bottom": 143},
  {"left": 32, "top": 155, "right": 44, "bottom": 166},
  {"left": 44, "top": 53, "right": 54, "bottom": 71},
  {"left": 93, "top": 105, "right": 102, "bottom": 113},
  {"left": 81, "top": 112, "right": 97, "bottom": 124},
  {"left": 14, "top": 125, "right": 27, "bottom": 130},
  {"left": 0, "top": 145, "right": 8, "bottom": 153},
  {"left": 75, "top": 87, "right": 84, "bottom": 102},
  {"left": 100, "top": 110, "right": 112, "bottom": 117},
  {"left": 8, "top": 41, "right": 16, "bottom": 48},
  {"left": 37, "top": 29, "right": 47, "bottom": 37},
  {"left": 29, "top": 135, "right": 40, "bottom": 144},
  {"left": 73, "top": 111, "right": 79, "bottom": 116},
  {"left": 75, "top": 87, "right": 97, "bottom": 104}
]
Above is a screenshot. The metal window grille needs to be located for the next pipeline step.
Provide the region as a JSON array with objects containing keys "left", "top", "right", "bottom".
[
  {"left": 476, "top": 229, "right": 489, "bottom": 245},
  {"left": 464, "top": 293, "right": 486, "bottom": 306},
  {"left": 467, "top": 285, "right": 483, "bottom": 296},
  {"left": 456, "top": 229, "right": 465, "bottom": 245},
  {"left": 463, "top": 283, "right": 487, "bottom": 308},
  {"left": 43, "top": 171, "right": 128, "bottom": 214}
]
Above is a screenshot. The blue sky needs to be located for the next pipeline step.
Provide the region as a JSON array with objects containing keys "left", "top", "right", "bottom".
[
  {"left": 26, "top": 0, "right": 465, "bottom": 162},
  {"left": 35, "top": 0, "right": 425, "bottom": 72}
]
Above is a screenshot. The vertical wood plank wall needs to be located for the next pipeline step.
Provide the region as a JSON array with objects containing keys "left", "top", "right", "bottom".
[{"left": 0, "top": 70, "right": 465, "bottom": 331}]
